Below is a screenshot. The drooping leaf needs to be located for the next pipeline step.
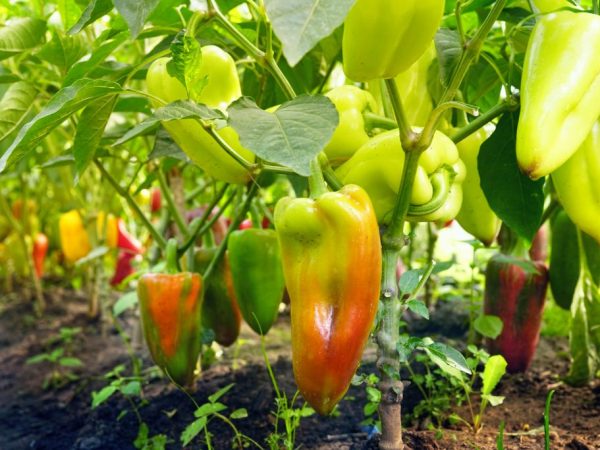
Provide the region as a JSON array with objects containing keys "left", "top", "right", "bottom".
[
  {"left": 264, "top": 0, "right": 356, "bottom": 66},
  {"left": 479, "top": 111, "right": 545, "bottom": 244},
  {"left": 37, "top": 32, "right": 88, "bottom": 73},
  {"left": 113, "top": 0, "right": 161, "bottom": 38},
  {"left": 0, "top": 79, "right": 122, "bottom": 172},
  {"left": 227, "top": 95, "right": 338, "bottom": 176},
  {"left": 73, "top": 95, "right": 117, "bottom": 181},
  {"left": 0, "top": 18, "right": 47, "bottom": 61},
  {"left": 69, "top": 0, "right": 114, "bottom": 34},
  {"left": 0, "top": 81, "right": 37, "bottom": 142},
  {"left": 434, "top": 28, "right": 462, "bottom": 88},
  {"left": 167, "top": 31, "right": 206, "bottom": 101}
]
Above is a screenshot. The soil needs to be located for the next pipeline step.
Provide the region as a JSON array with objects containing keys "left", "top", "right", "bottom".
[{"left": 0, "top": 287, "right": 599, "bottom": 450}]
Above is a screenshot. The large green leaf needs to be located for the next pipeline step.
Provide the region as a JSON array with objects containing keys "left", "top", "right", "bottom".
[
  {"left": 0, "top": 81, "right": 37, "bottom": 142},
  {"left": 0, "top": 79, "right": 122, "bottom": 172},
  {"left": 264, "top": 0, "right": 355, "bottom": 67},
  {"left": 0, "top": 18, "right": 47, "bottom": 61},
  {"left": 227, "top": 95, "right": 338, "bottom": 176},
  {"left": 479, "top": 111, "right": 545, "bottom": 244},
  {"left": 69, "top": 0, "right": 114, "bottom": 34},
  {"left": 113, "top": 0, "right": 161, "bottom": 38},
  {"left": 37, "top": 32, "right": 88, "bottom": 73}
]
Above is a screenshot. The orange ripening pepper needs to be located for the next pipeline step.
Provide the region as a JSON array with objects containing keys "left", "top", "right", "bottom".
[{"left": 274, "top": 184, "right": 382, "bottom": 415}]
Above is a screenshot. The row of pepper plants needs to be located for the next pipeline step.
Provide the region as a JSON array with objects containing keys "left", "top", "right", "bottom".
[{"left": 1, "top": 0, "right": 600, "bottom": 448}]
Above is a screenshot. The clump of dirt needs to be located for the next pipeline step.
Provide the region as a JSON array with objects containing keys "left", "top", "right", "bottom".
[{"left": 0, "top": 289, "right": 598, "bottom": 450}]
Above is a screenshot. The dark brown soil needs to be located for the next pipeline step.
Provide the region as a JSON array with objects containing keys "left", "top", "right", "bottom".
[{"left": 0, "top": 287, "right": 599, "bottom": 450}]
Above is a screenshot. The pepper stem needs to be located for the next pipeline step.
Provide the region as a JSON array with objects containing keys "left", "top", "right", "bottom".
[
  {"left": 308, "top": 157, "right": 328, "bottom": 199},
  {"left": 165, "top": 239, "right": 180, "bottom": 274}
]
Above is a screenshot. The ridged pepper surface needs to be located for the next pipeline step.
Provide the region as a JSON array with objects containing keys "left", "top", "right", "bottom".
[
  {"left": 227, "top": 228, "right": 285, "bottom": 335},
  {"left": 146, "top": 46, "right": 254, "bottom": 184},
  {"left": 137, "top": 271, "right": 203, "bottom": 387},
  {"left": 274, "top": 184, "right": 382, "bottom": 415},
  {"left": 336, "top": 129, "right": 465, "bottom": 224},
  {"left": 195, "top": 248, "right": 241, "bottom": 347},
  {"left": 342, "top": 0, "right": 444, "bottom": 82},
  {"left": 551, "top": 120, "right": 600, "bottom": 245},
  {"left": 517, "top": 10, "right": 600, "bottom": 179}
]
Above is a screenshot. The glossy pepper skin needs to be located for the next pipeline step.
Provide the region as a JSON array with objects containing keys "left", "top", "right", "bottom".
[
  {"left": 227, "top": 229, "right": 285, "bottom": 335},
  {"left": 59, "top": 210, "right": 91, "bottom": 263},
  {"left": 552, "top": 120, "right": 600, "bottom": 245},
  {"left": 322, "top": 85, "right": 376, "bottom": 166},
  {"left": 137, "top": 272, "right": 203, "bottom": 387},
  {"left": 274, "top": 185, "right": 382, "bottom": 415},
  {"left": 342, "top": 0, "right": 444, "bottom": 82},
  {"left": 195, "top": 248, "right": 241, "bottom": 347},
  {"left": 530, "top": 0, "right": 574, "bottom": 13},
  {"left": 484, "top": 230, "right": 549, "bottom": 373},
  {"left": 336, "top": 129, "right": 466, "bottom": 224},
  {"left": 455, "top": 128, "right": 500, "bottom": 246},
  {"left": 146, "top": 46, "right": 254, "bottom": 184},
  {"left": 517, "top": 11, "right": 600, "bottom": 179}
]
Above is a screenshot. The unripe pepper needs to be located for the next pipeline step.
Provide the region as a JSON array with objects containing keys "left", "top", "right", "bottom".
[
  {"left": 322, "top": 85, "right": 376, "bottom": 166},
  {"left": 137, "top": 241, "right": 203, "bottom": 387},
  {"left": 195, "top": 248, "right": 242, "bottom": 347},
  {"left": 552, "top": 120, "right": 600, "bottom": 245},
  {"left": 342, "top": 0, "right": 444, "bottom": 82},
  {"left": 484, "top": 227, "right": 549, "bottom": 373},
  {"left": 274, "top": 184, "right": 382, "bottom": 415},
  {"left": 517, "top": 10, "right": 600, "bottom": 179},
  {"left": 336, "top": 129, "right": 466, "bottom": 224},
  {"left": 146, "top": 46, "right": 255, "bottom": 184},
  {"left": 59, "top": 210, "right": 91, "bottom": 263},
  {"left": 455, "top": 128, "right": 500, "bottom": 246},
  {"left": 227, "top": 228, "right": 285, "bottom": 335}
]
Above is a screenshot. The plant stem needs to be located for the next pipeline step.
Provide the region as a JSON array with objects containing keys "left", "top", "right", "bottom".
[
  {"left": 94, "top": 159, "right": 167, "bottom": 249},
  {"left": 450, "top": 96, "right": 519, "bottom": 144},
  {"left": 364, "top": 112, "right": 398, "bottom": 131},
  {"left": 156, "top": 167, "right": 188, "bottom": 236}
]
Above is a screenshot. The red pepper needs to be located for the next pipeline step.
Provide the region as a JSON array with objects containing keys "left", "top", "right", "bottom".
[
  {"left": 32, "top": 233, "right": 48, "bottom": 278},
  {"left": 111, "top": 251, "right": 137, "bottom": 286},
  {"left": 150, "top": 188, "right": 162, "bottom": 214}
]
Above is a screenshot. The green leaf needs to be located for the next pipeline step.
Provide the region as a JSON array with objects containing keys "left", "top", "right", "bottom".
[
  {"left": 228, "top": 95, "right": 338, "bottom": 176},
  {"left": 0, "top": 79, "right": 122, "bottom": 173},
  {"left": 434, "top": 28, "right": 462, "bottom": 88},
  {"left": 208, "top": 383, "right": 234, "bottom": 403},
  {"left": 479, "top": 111, "right": 545, "bottom": 243},
  {"left": 264, "top": 0, "right": 355, "bottom": 67},
  {"left": 73, "top": 95, "right": 117, "bottom": 181},
  {"left": 167, "top": 31, "right": 206, "bottom": 101},
  {"left": 180, "top": 417, "right": 207, "bottom": 446},
  {"left": 399, "top": 270, "right": 421, "bottom": 297},
  {"left": 421, "top": 340, "right": 471, "bottom": 378},
  {"left": 407, "top": 299, "right": 429, "bottom": 320},
  {"left": 63, "top": 32, "right": 127, "bottom": 86},
  {"left": 195, "top": 402, "right": 227, "bottom": 418},
  {"left": 481, "top": 354, "right": 507, "bottom": 396},
  {"left": 482, "top": 394, "right": 505, "bottom": 407},
  {"left": 37, "top": 32, "right": 88, "bottom": 73},
  {"left": 59, "top": 357, "right": 84, "bottom": 367},
  {"left": 0, "top": 81, "right": 37, "bottom": 142},
  {"left": 474, "top": 314, "right": 503, "bottom": 339},
  {"left": 120, "top": 380, "right": 141, "bottom": 396},
  {"left": 69, "top": 0, "right": 114, "bottom": 34},
  {"left": 58, "top": 0, "right": 83, "bottom": 31},
  {"left": 113, "top": 291, "right": 138, "bottom": 317},
  {"left": 114, "top": 0, "right": 161, "bottom": 38},
  {"left": 148, "top": 127, "right": 187, "bottom": 161},
  {"left": 75, "top": 245, "right": 110, "bottom": 265},
  {"left": 92, "top": 385, "right": 117, "bottom": 408},
  {"left": 26, "top": 353, "right": 51, "bottom": 364},
  {"left": 230, "top": 408, "right": 248, "bottom": 419},
  {"left": 0, "top": 18, "right": 47, "bottom": 61}
]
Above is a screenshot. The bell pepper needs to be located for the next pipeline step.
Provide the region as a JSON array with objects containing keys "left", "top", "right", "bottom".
[
  {"left": 322, "top": 85, "right": 376, "bottom": 166},
  {"left": 137, "top": 241, "right": 203, "bottom": 387},
  {"left": 530, "top": 0, "right": 574, "bottom": 13},
  {"left": 227, "top": 229, "right": 285, "bottom": 335},
  {"left": 11, "top": 199, "right": 39, "bottom": 235},
  {"left": 111, "top": 251, "right": 137, "bottom": 286},
  {"left": 59, "top": 210, "right": 91, "bottom": 263},
  {"left": 455, "top": 128, "right": 500, "bottom": 246},
  {"left": 195, "top": 248, "right": 241, "bottom": 347},
  {"left": 549, "top": 210, "right": 600, "bottom": 310},
  {"left": 146, "top": 46, "right": 255, "bottom": 184},
  {"left": 32, "top": 232, "right": 48, "bottom": 278},
  {"left": 335, "top": 128, "right": 466, "bottom": 224},
  {"left": 484, "top": 227, "right": 549, "bottom": 373},
  {"left": 517, "top": 10, "right": 600, "bottom": 179},
  {"left": 150, "top": 188, "right": 162, "bottom": 214},
  {"left": 368, "top": 44, "right": 436, "bottom": 127},
  {"left": 274, "top": 184, "right": 382, "bottom": 415},
  {"left": 187, "top": 207, "right": 228, "bottom": 245},
  {"left": 342, "top": 0, "right": 444, "bottom": 82},
  {"left": 529, "top": 225, "right": 548, "bottom": 262},
  {"left": 551, "top": 120, "right": 600, "bottom": 245}
]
